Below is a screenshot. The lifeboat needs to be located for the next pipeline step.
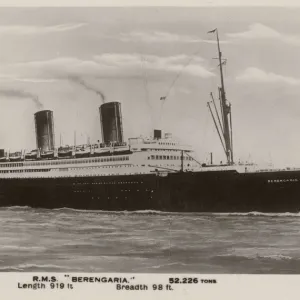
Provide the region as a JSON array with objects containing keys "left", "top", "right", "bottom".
[
  {"left": 25, "top": 150, "right": 38, "bottom": 160},
  {"left": 75, "top": 147, "right": 91, "bottom": 158},
  {"left": 58, "top": 147, "right": 73, "bottom": 158},
  {"left": 41, "top": 150, "right": 55, "bottom": 159}
]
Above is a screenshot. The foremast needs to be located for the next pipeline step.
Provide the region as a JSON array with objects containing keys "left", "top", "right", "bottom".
[{"left": 208, "top": 28, "right": 234, "bottom": 165}]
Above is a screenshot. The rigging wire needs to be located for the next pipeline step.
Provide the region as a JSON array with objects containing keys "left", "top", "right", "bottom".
[
  {"left": 140, "top": 55, "right": 151, "bottom": 110},
  {"left": 162, "top": 47, "right": 204, "bottom": 106},
  {"left": 140, "top": 54, "right": 157, "bottom": 131},
  {"left": 201, "top": 104, "right": 210, "bottom": 146},
  {"left": 159, "top": 46, "right": 207, "bottom": 126}
]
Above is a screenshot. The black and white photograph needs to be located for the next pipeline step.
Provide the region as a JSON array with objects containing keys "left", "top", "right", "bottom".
[{"left": 1, "top": 5, "right": 300, "bottom": 275}]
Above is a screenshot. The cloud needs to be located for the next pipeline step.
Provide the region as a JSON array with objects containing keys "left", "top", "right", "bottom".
[
  {"left": 175, "top": 86, "right": 192, "bottom": 95},
  {"left": 236, "top": 67, "right": 300, "bottom": 85},
  {"left": 120, "top": 31, "right": 200, "bottom": 43},
  {"left": 93, "top": 53, "right": 213, "bottom": 77},
  {"left": 0, "top": 23, "right": 86, "bottom": 35},
  {"left": 0, "top": 53, "right": 215, "bottom": 81},
  {"left": 227, "top": 23, "right": 300, "bottom": 46},
  {"left": 119, "top": 31, "right": 229, "bottom": 44},
  {"left": 0, "top": 75, "right": 57, "bottom": 83}
]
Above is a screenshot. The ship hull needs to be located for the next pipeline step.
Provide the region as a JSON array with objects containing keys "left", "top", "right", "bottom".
[{"left": 0, "top": 170, "right": 300, "bottom": 212}]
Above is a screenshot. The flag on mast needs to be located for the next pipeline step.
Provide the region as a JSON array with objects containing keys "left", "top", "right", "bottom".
[
  {"left": 207, "top": 28, "right": 217, "bottom": 33},
  {"left": 160, "top": 96, "right": 166, "bottom": 101},
  {"left": 218, "top": 60, "right": 227, "bottom": 67}
]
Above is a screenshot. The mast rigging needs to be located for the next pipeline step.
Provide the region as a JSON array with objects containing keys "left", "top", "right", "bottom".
[{"left": 207, "top": 28, "right": 234, "bottom": 165}]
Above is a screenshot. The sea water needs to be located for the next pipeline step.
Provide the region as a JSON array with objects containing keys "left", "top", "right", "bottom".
[{"left": 0, "top": 207, "right": 300, "bottom": 273}]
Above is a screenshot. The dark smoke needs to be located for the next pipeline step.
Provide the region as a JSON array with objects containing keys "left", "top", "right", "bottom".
[
  {"left": 68, "top": 76, "right": 105, "bottom": 103},
  {"left": 0, "top": 88, "right": 43, "bottom": 110}
]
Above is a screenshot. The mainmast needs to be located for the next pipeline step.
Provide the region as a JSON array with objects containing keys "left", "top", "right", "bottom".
[{"left": 207, "top": 28, "right": 233, "bottom": 165}]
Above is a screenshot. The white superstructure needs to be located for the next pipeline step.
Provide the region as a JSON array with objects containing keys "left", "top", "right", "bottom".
[{"left": 0, "top": 133, "right": 200, "bottom": 179}]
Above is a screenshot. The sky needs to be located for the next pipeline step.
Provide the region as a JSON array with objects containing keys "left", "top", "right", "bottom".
[{"left": 0, "top": 7, "right": 299, "bottom": 167}]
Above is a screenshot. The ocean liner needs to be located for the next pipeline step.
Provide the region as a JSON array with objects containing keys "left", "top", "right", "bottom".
[{"left": 0, "top": 29, "right": 300, "bottom": 212}]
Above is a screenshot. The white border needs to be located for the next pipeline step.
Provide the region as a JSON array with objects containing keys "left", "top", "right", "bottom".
[
  {"left": 0, "top": 0, "right": 299, "bottom": 7},
  {"left": 2, "top": 273, "right": 300, "bottom": 300},
  {"left": 0, "top": 2, "right": 299, "bottom": 299}
]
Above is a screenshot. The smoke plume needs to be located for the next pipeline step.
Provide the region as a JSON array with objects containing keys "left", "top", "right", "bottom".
[
  {"left": 68, "top": 76, "right": 105, "bottom": 103},
  {"left": 0, "top": 88, "right": 43, "bottom": 110}
]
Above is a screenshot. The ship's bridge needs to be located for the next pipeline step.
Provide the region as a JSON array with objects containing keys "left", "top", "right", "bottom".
[{"left": 128, "top": 132, "right": 193, "bottom": 153}]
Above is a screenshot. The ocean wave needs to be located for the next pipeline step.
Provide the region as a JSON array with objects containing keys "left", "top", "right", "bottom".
[
  {"left": 216, "top": 253, "right": 296, "bottom": 261},
  {"left": 1, "top": 218, "right": 25, "bottom": 222},
  {"left": 4, "top": 206, "right": 300, "bottom": 218},
  {"left": 261, "top": 254, "right": 294, "bottom": 260},
  {"left": 52, "top": 208, "right": 209, "bottom": 217},
  {"left": 1, "top": 206, "right": 32, "bottom": 210},
  {"left": 0, "top": 266, "right": 24, "bottom": 271},
  {"left": 144, "top": 262, "right": 189, "bottom": 270},
  {"left": 53, "top": 207, "right": 175, "bottom": 215},
  {"left": 75, "top": 226, "right": 117, "bottom": 231},
  {"left": 214, "top": 212, "right": 300, "bottom": 217},
  {"left": 0, "top": 245, "right": 46, "bottom": 251},
  {"left": 16, "top": 263, "right": 81, "bottom": 271},
  {"left": 3, "top": 206, "right": 300, "bottom": 218},
  {"left": 10, "top": 222, "right": 58, "bottom": 228}
]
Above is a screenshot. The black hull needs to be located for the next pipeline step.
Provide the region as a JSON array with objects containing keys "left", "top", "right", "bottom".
[{"left": 1, "top": 170, "right": 300, "bottom": 212}]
